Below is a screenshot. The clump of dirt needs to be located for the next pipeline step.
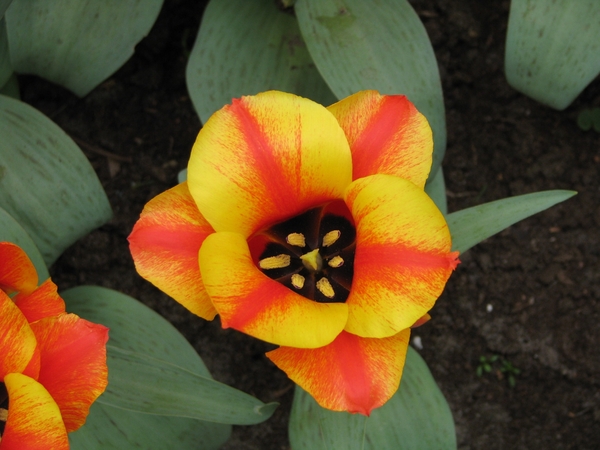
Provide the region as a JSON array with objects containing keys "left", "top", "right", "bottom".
[{"left": 19, "top": 0, "right": 599, "bottom": 448}]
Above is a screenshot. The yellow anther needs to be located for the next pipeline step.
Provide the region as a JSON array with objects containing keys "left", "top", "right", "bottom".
[
  {"left": 0, "top": 408, "right": 8, "bottom": 421},
  {"left": 286, "top": 233, "right": 306, "bottom": 247},
  {"left": 322, "top": 230, "right": 341, "bottom": 247},
  {"left": 291, "top": 274, "right": 305, "bottom": 289},
  {"left": 316, "top": 277, "right": 335, "bottom": 298},
  {"left": 259, "top": 254, "right": 291, "bottom": 270},
  {"left": 300, "top": 248, "right": 322, "bottom": 272},
  {"left": 328, "top": 256, "right": 344, "bottom": 268}
]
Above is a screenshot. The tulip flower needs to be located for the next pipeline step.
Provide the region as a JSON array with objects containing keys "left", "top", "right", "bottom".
[
  {"left": 0, "top": 242, "right": 108, "bottom": 449},
  {"left": 129, "top": 91, "right": 458, "bottom": 414}
]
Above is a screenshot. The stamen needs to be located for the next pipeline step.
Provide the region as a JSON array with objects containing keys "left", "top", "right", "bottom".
[
  {"left": 291, "top": 274, "right": 305, "bottom": 289},
  {"left": 300, "top": 249, "right": 323, "bottom": 272},
  {"left": 286, "top": 233, "right": 306, "bottom": 247},
  {"left": 322, "top": 230, "right": 341, "bottom": 247},
  {"left": 259, "top": 254, "right": 291, "bottom": 270},
  {"left": 0, "top": 408, "right": 7, "bottom": 421},
  {"left": 316, "top": 277, "right": 335, "bottom": 298},
  {"left": 328, "top": 256, "right": 344, "bottom": 268}
]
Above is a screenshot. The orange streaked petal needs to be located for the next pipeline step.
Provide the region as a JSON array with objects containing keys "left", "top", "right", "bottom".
[
  {"left": 0, "top": 241, "right": 38, "bottom": 296},
  {"left": 188, "top": 91, "right": 353, "bottom": 237},
  {"left": 199, "top": 231, "right": 348, "bottom": 348},
  {"left": 328, "top": 91, "right": 433, "bottom": 188},
  {"left": 344, "top": 175, "right": 459, "bottom": 338},
  {"left": 30, "top": 313, "right": 108, "bottom": 432},
  {"left": 129, "top": 182, "right": 217, "bottom": 320},
  {"left": 0, "top": 292, "right": 37, "bottom": 380},
  {"left": 411, "top": 313, "right": 432, "bottom": 328},
  {"left": 13, "top": 279, "right": 65, "bottom": 323},
  {"left": 267, "top": 329, "right": 411, "bottom": 415},
  {"left": 1, "top": 373, "right": 69, "bottom": 450}
]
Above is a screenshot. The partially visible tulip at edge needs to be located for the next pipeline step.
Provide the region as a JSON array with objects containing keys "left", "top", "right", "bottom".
[
  {"left": 0, "top": 242, "right": 109, "bottom": 449},
  {"left": 129, "top": 90, "right": 459, "bottom": 415}
]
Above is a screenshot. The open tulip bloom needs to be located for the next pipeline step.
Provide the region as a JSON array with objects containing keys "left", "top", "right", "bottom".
[
  {"left": 129, "top": 90, "right": 459, "bottom": 415},
  {"left": 0, "top": 242, "right": 108, "bottom": 449}
]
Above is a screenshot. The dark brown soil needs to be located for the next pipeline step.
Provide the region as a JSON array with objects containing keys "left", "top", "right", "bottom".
[{"left": 19, "top": 0, "right": 599, "bottom": 448}]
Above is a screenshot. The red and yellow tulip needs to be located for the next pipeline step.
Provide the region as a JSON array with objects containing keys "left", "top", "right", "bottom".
[
  {"left": 129, "top": 91, "right": 458, "bottom": 414},
  {"left": 0, "top": 242, "right": 108, "bottom": 449}
]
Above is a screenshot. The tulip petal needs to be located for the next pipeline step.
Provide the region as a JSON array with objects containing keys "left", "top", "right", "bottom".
[
  {"left": 188, "top": 91, "right": 353, "bottom": 237},
  {"left": 344, "top": 175, "right": 459, "bottom": 338},
  {"left": 0, "top": 292, "right": 37, "bottom": 380},
  {"left": 328, "top": 91, "right": 433, "bottom": 188},
  {"left": 29, "top": 313, "right": 108, "bottom": 432},
  {"left": 0, "top": 241, "right": 38, "bottom": 295},
  {"left": 199, "top": 231, "right": 348, "bottom": 348},
  {"left": 13, "top": 279, "right": 65, "bottom": 323},
  {"left": 128, "top": 182, "right": 217, "bottom": 320},
  {"left": 267, "top": 329, "right": 410, "bottom": 415},
  {"left": 1, "top": 373, "right": 69, "bottom": 450}
]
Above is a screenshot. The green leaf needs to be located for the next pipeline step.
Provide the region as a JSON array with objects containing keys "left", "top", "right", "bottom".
[
  {"left": 0, "top": 205, "right": 48, "bottom": 282},
  {"left": 69, "top": 401, "right": 230, "bottom": 450},
  {"left": 447, "top": 190, "right": 576, "bottom": 254},
  {"left": 64, "top": 286, "right": 232, "bottom": 448},
  {"left": 425, "top": 167, "right": 447, "bottom": 215},
  {"left": 577, "top": 107, "right": 600, "bottom": 133},
  {"left": 0, "top": 18, "right": 11, "bottom": 88},
  {"left": 289, "top": 347, "right": 456, "bottom": 450},
  {"left": 100, "top": 346, "right": 277, "bottom": 425},
  {"left": 61, "top": 286, "right": 210, "bottom": 373},
  {"left": 0, "top": 72, "right": 18, "bottom": 98},
  {"left": 295, "top": 0, "right": 446, "bottom": 178},
  {"left": 0, "top": 0, "right": 12, "bottom": 19},
  {"left": 577, "top": 109, "right": 594, "bottom": 131},
  {"left": 0, "top": 95, "right": 112, "bottom": 266},
  {"left": 187, "top": 0, "right": 336, "bottom": 124},
  {"left": 62, "top": 286, "right": 276, "bottom": 424},
  {"left": 5, "top": 0, "right": 163, "bottom": 97},
  {"left": 505, "top": 0, "right": 600, "bottom": 110}
]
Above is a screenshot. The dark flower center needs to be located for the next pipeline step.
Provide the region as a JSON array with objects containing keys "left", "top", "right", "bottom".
[{"left": 249, "top": 200, "right": 356, "bottom": 303}]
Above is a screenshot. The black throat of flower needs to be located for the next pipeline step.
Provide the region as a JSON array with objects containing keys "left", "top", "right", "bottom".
[
  {"left": 249, "top": 200, "right": 356, "bottom": 303},
  {"left": 0, "top": 382, "right": 7, "bottom": 437}
]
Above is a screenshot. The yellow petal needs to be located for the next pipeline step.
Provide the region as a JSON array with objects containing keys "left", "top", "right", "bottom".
[
  {"left": 0, "top": 242, "right": 38, "bottom": 296},
  {"left": 30, "top": 314, "right": 108, "bottom": 432},
  {"left": 267, "top": 329, "right": 410, "bottom": 414},
  {"left": 188, "top": 91, "right": 352, "bottom": 237},
  {"left": 344, "top": 175, "right": 458, "bottom": 338},
  {"left": 128, "top": 183, "right": 217, "bottom": 320},
  {"left": 199, "top": 231, "right": 348, "bottom": 348},
  {"left": 0, "top": 291, "right": 37, "bottom": 380},
  {"left": 2, "top": 373, "right": 69, "bottom": 449},
  {"left": 328, "top": 90, "right": 433, "bottom": 188}
]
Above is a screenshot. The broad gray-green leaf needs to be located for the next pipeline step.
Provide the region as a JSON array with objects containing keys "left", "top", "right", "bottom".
[
  {"left": 69, "top": 401, "right": 230, "bottom": 450},
  {"left": 505, "top": 0, "right": 600, "bottom": 110},
  {"left": 0, "top": 18, "right": 11, "bottom": 88},
  {"left": 0, "top": 0, "right": 12, "bottom": 19},
  {"left": 63, "top": 287, "right": 276, "bottom": 424},
  {"left": 186, "top": 0, "right": 337, "bottom": 124},
  {"left": 62, "top": 286, "right": 210, "bottom": 373},
  {"left": 290, "top": 347, "right": 455, "bottom": 450},
  {"left": 0, "top": 71, "right": 18, "bottom": 98},
  {"left": 0, "top": 95, "right": 111, "bottom": 265},
  {"left": 295, "top": 0, "right": 446, "bottom": 178},
  {"left": 101, "top": 346, "right": 277, "bottom": 425},
  {"left": 5, "top": 0, "right": 163, "bottom": 97},
  {"left": 0, "top": 205, "right": 48, "bottom": 282},
  {"left": 63, "top": 286, "right": 233, "bottom": 448},
  {"left": 425, "top": 167, "right": 447, "bottom": 215},
  {"left": 447, "top": 190, "right": 576, "bottom": 254}
]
